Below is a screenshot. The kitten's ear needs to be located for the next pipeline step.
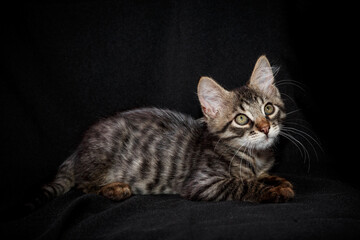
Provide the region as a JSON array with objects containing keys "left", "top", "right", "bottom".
[
  {"left": 248, "top": 55, "right": 279, "bottom": 96},
  {"left": 198, "top": 77, "right": 229, "bottom": 118}
]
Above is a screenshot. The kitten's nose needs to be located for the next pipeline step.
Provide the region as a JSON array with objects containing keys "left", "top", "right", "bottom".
[{"left": 256, "top": 119, "right": 270, "bottom": 136}]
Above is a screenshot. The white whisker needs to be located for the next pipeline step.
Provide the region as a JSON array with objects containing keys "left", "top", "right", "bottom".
[
  {"left": 280, "top": 131, "right": 311, "bottom": 172},
  {"left": 213, "top": 137, "right": 222, "bottom": 151},
  {"left": 286, "top": 109, "right": 302, "bottom": 115},
  {"left": 228, "top": 144, "right": 243, "bottom": 177},
  {"left": 280, "top": 132, "right": 309, "bottom": 160},
  {"left": 238, "top": 142, "right": 249, "bottom": 183},
  {"left": 280, "top": 93, "right": 297, "bottom": 104},
  {"left": 275, "top": 79, "right": 306, "bottom": 92},
  {"left": 284, "top": 122, "right": 323, "bottom": 145},
  {"left": 282, "top": 126, "right": 323, "bottom": 153}
]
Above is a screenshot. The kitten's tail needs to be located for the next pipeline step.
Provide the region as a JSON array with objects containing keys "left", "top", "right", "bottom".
[{"left": 25, "top": 152, "right": 77, "bottom": 211}]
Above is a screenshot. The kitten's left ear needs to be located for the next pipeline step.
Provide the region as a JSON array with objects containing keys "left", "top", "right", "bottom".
[{"left": 248, "top": 55, "right": 279, "bottom": 97}]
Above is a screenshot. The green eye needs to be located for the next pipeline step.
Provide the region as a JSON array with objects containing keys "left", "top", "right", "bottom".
[
  {"left": 235, "top": 114, "right": 249, "bottom": 125},
  {"left": 264, "top": 103, "right": 275, "bottom": 115}
]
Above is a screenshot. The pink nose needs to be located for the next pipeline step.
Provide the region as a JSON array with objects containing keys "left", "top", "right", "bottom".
[
  {"left": 256, "top": 119, "right": 270, "bottom": 136},
  {"left": 259, "top": 125, "right": 269, "bottom": 135}
]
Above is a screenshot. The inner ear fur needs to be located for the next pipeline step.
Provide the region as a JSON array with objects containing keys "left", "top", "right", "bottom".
[{"left": 197, "top": 77, "right": 230, "bottom": 119}]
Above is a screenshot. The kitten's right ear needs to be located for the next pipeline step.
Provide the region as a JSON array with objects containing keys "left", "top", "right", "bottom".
[
  {"left": 248, "top": 55, "right": 279, "bottom": 97},
  {"left": 197, "top": 77, "right": 229, "bottom": 118}
]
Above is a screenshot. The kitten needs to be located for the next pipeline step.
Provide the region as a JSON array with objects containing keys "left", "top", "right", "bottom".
[{"left": 38, "top": 56, "right": 294, "bottom": 205}]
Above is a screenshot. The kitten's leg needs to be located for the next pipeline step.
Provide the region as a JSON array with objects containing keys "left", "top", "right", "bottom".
[
  {"left": 182, "top": 177, "right": 294, "bottom": 203},
  {"left": 97, "top": 182, "right": 132, "bottom": 201}
]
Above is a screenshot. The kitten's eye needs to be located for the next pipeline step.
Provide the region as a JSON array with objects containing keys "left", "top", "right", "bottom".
[
  {"left": 264, "top": 103, "right": 275, "bottom": 115},
  {"left": 235, "top": 114, "right": 249, "bottom": 125}
]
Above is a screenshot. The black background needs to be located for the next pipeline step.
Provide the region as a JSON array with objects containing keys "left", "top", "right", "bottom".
[{"left": 2, "top": 0, "right": 358, "bottom": 236}]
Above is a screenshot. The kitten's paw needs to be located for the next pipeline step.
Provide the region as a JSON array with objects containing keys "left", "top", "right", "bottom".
[
  {"left": 98, "top": 182, "right": 132, "bottom": 201},
  {"left": 259, "top": 175, "right": 293, "bottom": 189},
  {"left": 280, "top": 180, "right": 293, "bottom": 189},
  {"left": 260, "top": 186, "right": 294, "bottom": 203}
]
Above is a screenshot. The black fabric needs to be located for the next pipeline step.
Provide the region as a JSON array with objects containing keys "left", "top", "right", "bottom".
[
  {"left": 2, "top": 0, "right": 359, "bottom": 239},
  {"left": 3, "top": 176, "right": 360, "bottom": 239}
]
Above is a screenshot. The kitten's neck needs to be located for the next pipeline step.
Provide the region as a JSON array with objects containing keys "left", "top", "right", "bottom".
[{"left": 201, "top": 124, "right": 274, "bottom": 176}]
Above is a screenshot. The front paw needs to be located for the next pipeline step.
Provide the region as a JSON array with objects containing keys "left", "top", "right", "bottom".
[
  {"left": 277, "top": 178, "right": 293, "bottom": 189},
  {"left": 259, "top": 175, "right": 294, "bottom": 189},
  {"left": 260, "top": 185, "right": 295, "bottom": 203}
]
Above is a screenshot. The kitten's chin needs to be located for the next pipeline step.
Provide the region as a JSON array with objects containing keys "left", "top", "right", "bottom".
[
  {"left": 253, "top": 137, "right": 276, "bottom": 150},
  {"left": 250, "top": 133, "right": 279, "bottom": 150},
  {"left": 253, "top": 128, "right": 281, "bottom": 150},
  {"left": 232, "top": 136, "right": 277, "bottom": 151}
]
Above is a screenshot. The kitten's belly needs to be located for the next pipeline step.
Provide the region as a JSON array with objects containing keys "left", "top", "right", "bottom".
[{"left": 130, "top": 181, "right": 178, "bottom": 195}]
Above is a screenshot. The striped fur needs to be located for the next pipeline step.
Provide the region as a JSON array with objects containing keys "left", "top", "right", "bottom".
[{"left": 38, "top": 56, "right": 294, "bottom": 205}]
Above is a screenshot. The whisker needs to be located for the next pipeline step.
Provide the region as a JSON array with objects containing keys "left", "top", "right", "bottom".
[
  {"left": 280, "top": 92, "right": 296, "bottom": 104},
  {"left": 282, "top": 126, "right": 324, "bottom": 153},
  {"left": 275, "top": 79, "right": 306, "bottom": 92},
  {"left": 239, "top": 142, "right": 249, "bottom": 183},
  {"left": 282, "top": 128, "right": 319, "bottom": 165},
  {"left": 285, "top": 119, "right": 314, "bottom": 127},
  {"left": 213, "top": 137, "right": 222, "bottom": 151},
  {"left": 228, "top": 144, "right": 243, "bottom": 177},
  {"left": 276, "top": 79, "right": 305, "bottom": 85},
  {"left": 280, "top": 131, "right": 311, "bottom": 172},
  {"left": 284, "top": 122, "right": 324, "bottom": 157},
  {"left": 280, "top": 132, "right": 310, "bottom": 161},
  {"left": 286, "top": 109, "right": 302, "bottom": 115},
  {"left": 215, "top": 136, "right": 236, "bottom": 162},
  {"left": 279, "top": 132, "right": 303, "bottom": 159}
]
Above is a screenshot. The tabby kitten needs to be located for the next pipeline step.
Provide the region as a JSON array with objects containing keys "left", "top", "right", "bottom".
[{"left": 40, "top": 56, "right": 294, "bottom": 204}]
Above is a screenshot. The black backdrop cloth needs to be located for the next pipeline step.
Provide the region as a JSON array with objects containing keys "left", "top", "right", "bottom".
[{"left": 2, "top": 1, "right": 360, "bottom": 239}]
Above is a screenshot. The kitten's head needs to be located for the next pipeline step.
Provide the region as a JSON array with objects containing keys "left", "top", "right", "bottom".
[{"left": 198, "top": 55, "right": 286, "bottom": 150}]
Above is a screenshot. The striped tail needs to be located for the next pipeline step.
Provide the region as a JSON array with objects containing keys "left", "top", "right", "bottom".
[{"left": 26, "top": 152, "right": 76, "bottom": 211}]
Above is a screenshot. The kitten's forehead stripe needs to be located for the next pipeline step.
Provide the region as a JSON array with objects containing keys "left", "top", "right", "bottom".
[
  {"left": 239, "top": 104, "right": 245, "bottom": 111},
  {"left": 241, "top": 99, "right": 250, "bottom": 105}
]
